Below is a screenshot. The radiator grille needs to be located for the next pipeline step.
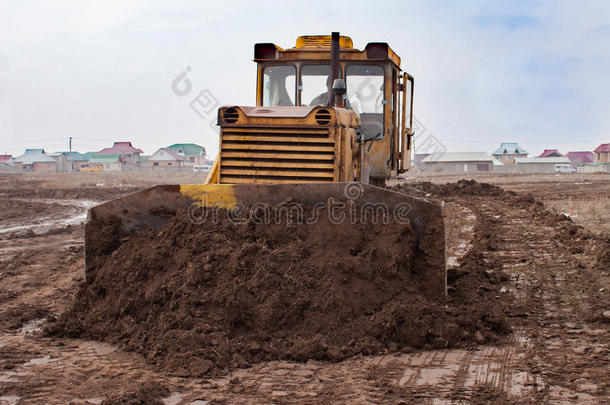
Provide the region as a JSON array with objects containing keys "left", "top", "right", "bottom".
[{"left": 220, "top": 127, "right": 335, "bottom": 183}]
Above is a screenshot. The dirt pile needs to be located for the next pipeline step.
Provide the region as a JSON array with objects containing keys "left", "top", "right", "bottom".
[
  {"left": 394, "top": 179, "right": 510, "bottom": 199},
  {"left": 48, "top": 193, "right": 510, "bottom": 377}
]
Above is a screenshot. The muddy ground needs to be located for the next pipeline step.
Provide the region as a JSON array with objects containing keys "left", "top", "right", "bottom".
[{"left": 0, "top": 172, "right": 608, "bottom": 404}]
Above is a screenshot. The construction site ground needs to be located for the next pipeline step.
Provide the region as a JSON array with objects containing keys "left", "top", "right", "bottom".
[{"left": 0, "top": 172, "right": 608, "bottom": 404}]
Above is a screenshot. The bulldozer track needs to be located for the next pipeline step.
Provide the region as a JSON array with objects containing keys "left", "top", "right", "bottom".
[{"left": 0, "top": 183, "right": 608, "bottom": 404}]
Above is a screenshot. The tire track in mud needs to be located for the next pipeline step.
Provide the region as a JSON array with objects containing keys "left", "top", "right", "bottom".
[
  {"left": 451, "top": 192, "right": 608, "bottom": 403},
  {"left": 1, "top": 182, "right": 607, "bottom": 404}
]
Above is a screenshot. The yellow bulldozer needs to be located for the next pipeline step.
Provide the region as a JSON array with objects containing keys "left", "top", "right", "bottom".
[
  {"left": 84, "top": 33, "right": 446, "bottom": 299},
  {"left": 207, "top": 32, "right": 414, "bottom": 184}
]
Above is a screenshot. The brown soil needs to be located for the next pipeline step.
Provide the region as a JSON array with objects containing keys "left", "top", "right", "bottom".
[
  {"left": 99, "top": 382, "right": 169, "bottom": 405},
  {"left": 1, "top": 173, "right": 608, "bottom": 403},
  {"left": 0, "top": 200, "right": 64, "bottom": 222},
  {"left": 49, "top": 197, "right": 510, "bottom": 377}
]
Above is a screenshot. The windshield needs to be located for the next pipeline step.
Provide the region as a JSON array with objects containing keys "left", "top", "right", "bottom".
[
  {"left": 301, "top": 65, "right": 330, "bottom": 106},
  {"left": 260, "top": 63, "right": 385, "bottom": 118},
  {"left": 262, "top": 65, "right": 296, "bottom": 106}
]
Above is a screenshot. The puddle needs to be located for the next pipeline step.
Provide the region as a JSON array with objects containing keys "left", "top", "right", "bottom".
[
  {"left": 84, "top": 398, "right": 103, "bottom": 404},
  {"left": 445, "top": 204, "right": 475, "bottom": 268},
  {"left": 0, "top": 239, "right": 83, "bottom": 254},
  {"left": 0, "top": 370, "right": 31, "bottom": 383},
  {"left": 23, "top": 356, "right": 57, "bottom": 367},
  {"left": 19, "top": 318, "right": 47, "bottom": 335},
  {"left": 10, "top": 197, "right": 98, "bottom": 208},
  {"left": 0, "top": 395, "right": 21, "bottom": 405},
  {"left": 163, "top": 392, "right": 186, "bottom": 405},
  {"left": 162, "top": 393, "right": 210, "bottom": 405},
  {"left": 577, "top": 382, "right": 598, "bottom": 392},
  {"left": 0, "top": 198, "right": 98, "bottom": 236}
]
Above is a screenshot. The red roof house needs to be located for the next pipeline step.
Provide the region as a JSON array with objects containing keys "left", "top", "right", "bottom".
[
  {"left": 98, "top": 142, "right": 143, "bottom": 165},
  {"left": 98, "top": 142, "right": 143, "bottom": 155},
  {"left": 538, "top": 149, "right": 563, "bottom": 158},
  {"left": 565, "top": 151, "right": 595, "bottom": 167},
  {"left": 0, "top": 154, "right": 12, "bottom": 164},
  {"left": 595, "top": 143, "right": 610, "bottom": 152},
  {"left": 594, "top": 143, "right": 610, "bottom": 163}
]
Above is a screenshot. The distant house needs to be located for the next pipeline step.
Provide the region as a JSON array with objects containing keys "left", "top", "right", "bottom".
[
  {"left": 147, "top": 148, "right": 185, "bottom": 167},
  {"left": 594, "top": 143, "right": 610, "bottom": 163},
  {"left": 419, "top": 152, "right": 499, "bottom": 173},
  {"left": 51, "top": 152, "right": 90, "bottom": 172},
  {"left": 491, "top": 143, "right": 528, "bottom": 165},
  {"left": 565, "top": 151, "right": 595, "bottom": 167},
  {"left": 13, "top": 149, "right": 56, "bottom": 172},
  {"left": 98, "top": 142, "right": 143, "bottom": 164},
  {"left": 514, "top": 157, "right": 571, "bottom": 173},
  {"left": 0, "top": 154, "right": 13, "bottom": 166},
  {"left": 166, "top": 143, "right": 207, "bottom": 166},
  {"left": 538, "top": 149, "right": 563, "bottom": 158},
  {"left": 88, "top": 154, "right": 122, "bottom": 172}
]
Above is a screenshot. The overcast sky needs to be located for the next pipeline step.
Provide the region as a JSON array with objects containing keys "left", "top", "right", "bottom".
[{"left": 1, "top": 0, "right": 609, "bottom": 158}]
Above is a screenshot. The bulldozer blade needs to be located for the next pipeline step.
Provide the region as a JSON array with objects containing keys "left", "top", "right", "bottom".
[{"left": 85, "top": 183, "right": 446, "bottom": 298}]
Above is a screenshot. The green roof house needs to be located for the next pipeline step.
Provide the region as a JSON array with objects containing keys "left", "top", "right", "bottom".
[
  {"left": 491, "top": 142, "right": 529, "bottom": 165},
  {"left": 88, "top": 153, "right": 122, "bottom": 171},
  {"left": 166, "top": 143, "right": 207, "bottom": 165}
]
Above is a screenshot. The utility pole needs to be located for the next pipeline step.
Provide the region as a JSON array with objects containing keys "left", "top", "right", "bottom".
[{"left": 69, "top": 137, "right": 73, "bottom": 173}]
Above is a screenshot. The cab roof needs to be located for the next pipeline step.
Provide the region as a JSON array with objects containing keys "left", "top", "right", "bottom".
[{"left": 254, "top": 35, "right": 401, "bottom": 68}]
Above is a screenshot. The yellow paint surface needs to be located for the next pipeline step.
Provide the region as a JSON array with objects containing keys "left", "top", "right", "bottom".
[{"left": 179, "top": 184, "right": 237, "bottom": 209}]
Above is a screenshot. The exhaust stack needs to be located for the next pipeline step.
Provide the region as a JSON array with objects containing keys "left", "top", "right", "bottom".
[{"left": 328, "top": 31, "right": 341, "bottom": 107}]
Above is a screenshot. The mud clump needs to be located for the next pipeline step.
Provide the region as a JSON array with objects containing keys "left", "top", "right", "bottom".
[{"left": 49, "top": 196, "right": 508, "bottom": 377}]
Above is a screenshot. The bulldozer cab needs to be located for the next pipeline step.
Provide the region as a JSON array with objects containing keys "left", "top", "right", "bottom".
[{"left": 253, "top": 35, "right": 415, "bottom": 178}]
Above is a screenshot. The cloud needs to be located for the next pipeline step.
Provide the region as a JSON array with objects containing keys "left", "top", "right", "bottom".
[
  {"left": 476, "top": 14, "right": 540, "bottom": 30},
  {"left": 0, "top": 0, "right": 608, "bottom": 158},
  {"left": 588, "top": 24, "right": 610, "bottom": 36}
]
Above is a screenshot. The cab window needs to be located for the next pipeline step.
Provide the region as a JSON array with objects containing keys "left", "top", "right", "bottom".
[
  {"left": 301, "top": 65, "right": 330, "bottom": 106},
  {"left": 346, "top": 64, "right": 385, "bottom": 140},
  {"left": 262, "top": 65, "right": 296, "bottom": 106}
]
